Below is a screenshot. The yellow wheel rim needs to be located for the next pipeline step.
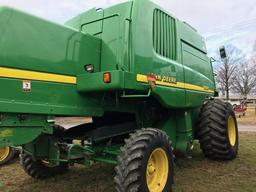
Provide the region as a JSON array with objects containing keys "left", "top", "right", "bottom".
[
  {"left": 0, "top": 147, "right": 10, "bottom": 161},
  {"left": 146, "top": 148, "right": 169, "bottom": 192},
  {"left": 228, "top": 116, "right": 236, "bottom": 146}
]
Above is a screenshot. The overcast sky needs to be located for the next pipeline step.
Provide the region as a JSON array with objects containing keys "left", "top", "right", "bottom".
[{"left": 0, "top": 0, "right": 255, "bottom": 57}]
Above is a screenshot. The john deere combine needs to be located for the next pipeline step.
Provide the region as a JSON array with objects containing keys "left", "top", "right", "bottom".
[{"left": 0, "top": 0, "right": 238, "bottom": 191}]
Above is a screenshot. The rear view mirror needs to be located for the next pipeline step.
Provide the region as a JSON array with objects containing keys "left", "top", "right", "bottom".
[{"left": 219, "top": 46, "right": 227, "bottom": 59}]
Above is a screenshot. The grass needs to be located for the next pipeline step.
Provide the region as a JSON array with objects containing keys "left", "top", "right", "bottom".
[{"left": 0, "top": 133, "right": 256, "bottom": 192}]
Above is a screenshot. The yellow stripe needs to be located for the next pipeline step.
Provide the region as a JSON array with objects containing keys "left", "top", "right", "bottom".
[
  {"left": 184, "top": 83, "right": 213, "bottom": 93},
  {"left": 137, "top": 74, "right": 214, "bottom": 94},
  {"left": 136, "top": 74, "right": 148, "bottom": 83},
  {"left": 0, "top": 67, "right": 77, "bottom": 84}
]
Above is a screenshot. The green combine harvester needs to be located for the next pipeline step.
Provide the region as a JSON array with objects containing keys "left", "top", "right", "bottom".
[{"left": 0, "top": 0, "right": 238, "bottom": 191}]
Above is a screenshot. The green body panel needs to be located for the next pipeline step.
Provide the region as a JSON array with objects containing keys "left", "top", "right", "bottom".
[
  {"left": 0, "top": 114, "right": 53, "bottom": 147},
  {"left": 23, "top": 135, "right": 60, "bottom": 161},
  {"left": 0, "top": 7, "right": 104, "bottom": 117},
  {"left": 0, "top": 0, "right": 216, "bottom": 163},
  {"left": 77, "top": 71, "right": 125, "bottom": 92}
]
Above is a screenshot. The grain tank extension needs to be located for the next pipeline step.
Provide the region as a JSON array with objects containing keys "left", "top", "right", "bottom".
[{"left": 0, "top": 1, "right": 238, "bottom": 191}]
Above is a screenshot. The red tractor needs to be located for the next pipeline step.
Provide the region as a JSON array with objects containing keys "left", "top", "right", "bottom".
[{"left": 233, "top": 100, "right": 247, "bottom": 118}]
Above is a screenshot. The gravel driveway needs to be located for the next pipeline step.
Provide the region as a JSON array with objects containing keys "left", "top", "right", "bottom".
[{"left": 239, "top": 124, "right": 256, "bottom": 132}]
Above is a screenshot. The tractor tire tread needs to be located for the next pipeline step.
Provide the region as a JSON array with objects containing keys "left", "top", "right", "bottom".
[
  {"left": 114, "top": 128, "right": 174, "bottom": 192},
  {"left": 197, "top": 99, "right": 238, "bottom": 160},
  {"left": 20, "top": 153, "right": 68, "bottom": 179}
]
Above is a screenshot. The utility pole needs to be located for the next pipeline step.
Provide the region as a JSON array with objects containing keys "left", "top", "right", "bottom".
[{"left": 220, "top": 46, "right": 229, "bottom": 100}]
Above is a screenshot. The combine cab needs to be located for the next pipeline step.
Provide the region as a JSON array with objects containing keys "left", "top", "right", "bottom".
[{"left": 0, "top": 0, "right": 238, "bottom": 191}]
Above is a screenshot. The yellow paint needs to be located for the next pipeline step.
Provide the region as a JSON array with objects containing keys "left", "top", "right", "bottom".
[
  {"left": 146, "top": 148, "right": 169, "bottom": 192},
  {"left": 184, "top": 83, "right": 213, "bottom": 93},
  {"left": 0, "top": 67, "right": 77, "bottom": 84},
  {"left": 136, "top": 74, "right": 148, "bottom": 83},
  {"left": 0, "top": 129, "right": 13, "bottom": 137},
  {"left": 156, "top": 80, "right": 185, "bottom": 89},
  {"left": 0, "top": 147, "right": 10, "bottom": 161},
  {"left": 136, "top": 74, "right": 214, "bottom": 94},
  {"left": 41, "top": 160, "right": 58, "bottom": 168},
  {"left": 155, "top": 74, "right": 177, "bottom": 84},
  {"left": 228, "top": 116, "right": 236, "bottom": 146}
]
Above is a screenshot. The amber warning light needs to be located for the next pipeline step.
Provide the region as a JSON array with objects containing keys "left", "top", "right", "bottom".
[{"left": 103, "top": 72, "right": 111, "bottom": 83}]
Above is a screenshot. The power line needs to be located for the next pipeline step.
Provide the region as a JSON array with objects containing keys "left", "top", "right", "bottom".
[
  {"left": 205, "top": 23, "right": 256, "bottom": 38},
  {"left": 206, "top": 27, "right": 256, "bottom": 40},
  {"left": 204, "top": 17, "right": 256, "bottom": 34},
  {"left": 204, "top": 18, "right": 256, "bottom": 39}
]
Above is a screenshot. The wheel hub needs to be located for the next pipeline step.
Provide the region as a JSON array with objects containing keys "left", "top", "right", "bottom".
[
  {"left": 146, "top": 148, "right": 169, "bottom": 192},
  {"left": 147, "top": 164, "right": 156, "bottom": 175}
]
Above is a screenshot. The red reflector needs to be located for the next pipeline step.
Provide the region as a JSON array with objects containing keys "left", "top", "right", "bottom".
[
  {"left": 103, "top": 72, "right": 111, "bottom": 83},
  {"left": 147, "top": 74, "right": 156, "bottom": 82},
  {"left": 147, "top": 74, "right": 156, "bottom": 89}
]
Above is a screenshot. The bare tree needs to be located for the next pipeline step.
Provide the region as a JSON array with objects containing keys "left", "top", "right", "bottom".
[
  {"left": 214, "top": 44, "right": 244, "bottom": 100},
  {"left": 232, "top": 60, "right": 256, "bottom": 97},
  {"left": 250, "top": 42, "right": 256, "bottom": 95}
]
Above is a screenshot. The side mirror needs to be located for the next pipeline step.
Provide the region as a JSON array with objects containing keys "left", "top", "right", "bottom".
[
  {"left": 210, "top": 57, "right": 216, "bottom": 64},
  {"left": 219, "top": 46, "right": 227, "bottom": 59}
]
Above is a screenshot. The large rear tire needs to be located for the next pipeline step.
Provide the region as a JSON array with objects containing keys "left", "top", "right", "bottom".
[
  {"left": 0, "top": 146, "right": 16, "bottom": 166},
  {"left": 197, "top": 99, "right": 239, "bottom": 160},
  {"left": 114, "top": 128, "right": 174, "bottom": 192}
]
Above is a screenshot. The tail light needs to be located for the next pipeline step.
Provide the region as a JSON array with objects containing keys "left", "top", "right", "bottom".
[{"left": 103, "top": 72, "right": 111, "bottom": 83}]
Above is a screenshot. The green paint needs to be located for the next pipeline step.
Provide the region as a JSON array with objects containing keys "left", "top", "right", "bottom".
[
  {"left": 0, "top": 114, "right": 52, "bottom": 147},
  {"left": 0, "top": 0, "right": 216, "bottom": 163}
]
